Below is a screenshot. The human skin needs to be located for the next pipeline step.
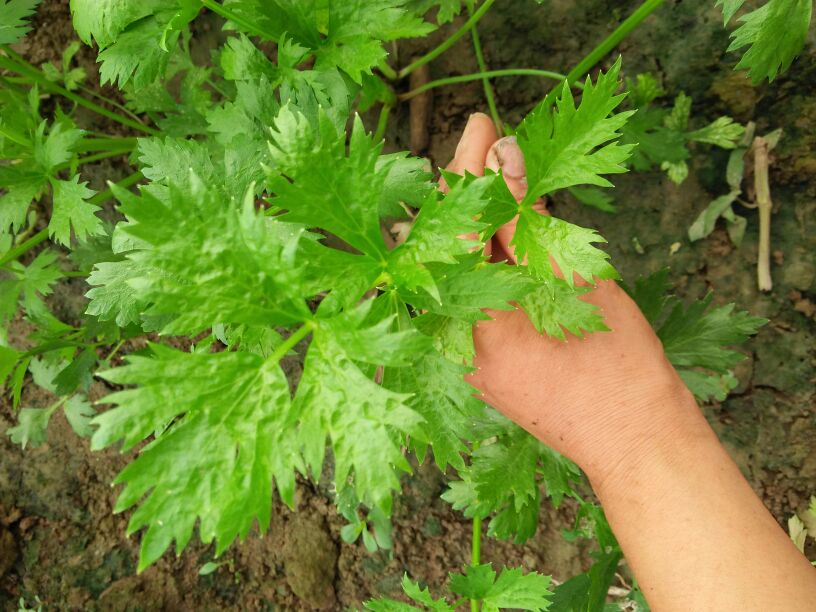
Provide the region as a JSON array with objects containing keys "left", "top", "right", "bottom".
[{"left": 446, "top": 112, "right": 816, "bottom": 611}]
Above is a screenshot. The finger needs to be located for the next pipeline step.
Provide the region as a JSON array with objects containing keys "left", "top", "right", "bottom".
[
  {"left": 485, "top": 136, "right": 550, "bottom": 267},
  {"left": 485, "top": 136, "right": 528, "bottom": 201},
  {"left": 441, "top": 112, "right": 498, "bottom": 256},
  {"left": 442, "top": 112, "right": 498, "bottom": 191}
]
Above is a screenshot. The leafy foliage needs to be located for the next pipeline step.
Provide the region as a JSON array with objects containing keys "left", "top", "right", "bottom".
[
  {"left": 0, "top": 0, "right": 772, "bottom": 596},
  {"left": 626, "top": 269, "right": 766, "bottom": 402},
  {"left": 0, "top": 0, "right": 40, "bottom": 44},
  {"left": 718, "top": 0, "right": 813, "bottom": 83},
  {"left": 620, "top": 73, "right": 745, "bottom": 186},
  {"left": 366, "top": 564, "right": 553, "bottom": 611}
]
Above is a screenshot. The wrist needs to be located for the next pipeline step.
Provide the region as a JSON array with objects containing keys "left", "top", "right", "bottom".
[{"left": 579, "top": 376, "right": 708, "bottom": 494}]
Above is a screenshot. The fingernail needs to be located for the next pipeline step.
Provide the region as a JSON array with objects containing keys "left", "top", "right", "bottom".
[
  {"left": 455, "top": 113, "right": 480, "bottom": 158},
  {"left": 486, "top": 136, "right": 526, "bottom": 180}
]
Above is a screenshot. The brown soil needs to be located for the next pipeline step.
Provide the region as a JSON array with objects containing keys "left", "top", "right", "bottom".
[{"left": 2, "top": 0, "right": 815, "bottom": 610}]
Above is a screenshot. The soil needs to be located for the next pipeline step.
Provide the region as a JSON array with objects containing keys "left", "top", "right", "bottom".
[{"left": 2, "top": 0, "right": 815, "bottom": 610}]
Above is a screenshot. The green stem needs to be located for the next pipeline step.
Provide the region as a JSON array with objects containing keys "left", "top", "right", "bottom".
[
  {"left": 564, "top": 0, "right": 665, "bottom": 85},
  {"left": 104, "top": 339, "right": 126, "bottom": 361},
  {"left": 398, "top": 0, "right": 496, "bottom": 79},
  {"left": 0, "top": 171, "right": 143, "bottom": 267},
  {"left": 21, "top": 339, "right": 100, "bottom": 359},
  {"left": 90, "top": 170, "right": 144, "bottom": 205},
  {"left": 0, "top": 229, "right": 48, "bottom": 267},
  {"left": 373, "top": 104, "right": 392, "bottom": 142},
  {"left": 470, "top": 521, "right": 482, "bottom": 612},
  {"left": 470, "top": 23, "right": 501, "bottom": 133},
  {"left": 399, "top": 69, "right": 574, "bottom": 101},
  {"left": 73, "top": 149, "right": 133, "bottom": 167},
  {"left": 470, "top": 439, "right": 483, "bottom": 612},
  {"left": 75, "top": 137, "right": 138, "bottom": 153},
  {"left": 78, "top": 85, "right": 145, "bottom": 124},
  {"left": 0, "top": 48, "right": 159, "bottom": 136},
  {"left": 378, "top": 61, "right": 398, "bottom": 81},
  {"left": 268, "top": 322, "right": 315, "bottom": 364},
  {"left": 200, "top": 0, "right": 270, "bottom": 39}
]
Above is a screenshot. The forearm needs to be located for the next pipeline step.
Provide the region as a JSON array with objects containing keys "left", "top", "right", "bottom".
[{"left": 589, "top": 390, "right": 816, "bottom": 611}]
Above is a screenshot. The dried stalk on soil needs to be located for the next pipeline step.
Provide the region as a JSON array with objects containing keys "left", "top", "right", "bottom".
[{"left": 753, "top": 136, "right": 774, "bottom": 292}]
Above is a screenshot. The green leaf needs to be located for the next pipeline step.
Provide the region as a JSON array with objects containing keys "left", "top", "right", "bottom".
[
  {"left": 621, "top": 107, "right": 689, "bottom": 172},
  {"left": 0, "top": 345, "right": 21, "bottom": 389},
  {"left": 717, "top": 0, "right": 747, "bottom": 24},
  {"left": 97, "top": 15, "right": 176, "bottom": 88},
  {"left": 517, "top": 57, "right": 634, "bottom": 203},
  {"left": 450, "top": 564, "right": 553, "bottom": 612},
  {"left": 625, "top": 73, "right": 664, "bottom": 108},
  {"left": 665, "top": 92, "right": 692, "bottom": 132},
  {"left": 518, "top": 276, "right": 608, "bottom": 340},
  {"left": 511, "top": 208, "right": 617, "bottom": 287},
  {"left": 7, "top": 405, "right": 56, "bottom": 449},
  {"left": 377, "top": 152, "right": 435, "bottom": 217},
  {"left": 93, "top": 344, "right": 298, "bottom": 571},
  {"left": 384, "top": 348, "right": 483, "bottom": 470},
  {"left": 85, "top": 259, "right": 147, "bottom": 327},
  {"left": 220, "top": 33, "right": 278, "bottom": 81},
  {"left": 658, "top": 293, "right": 766, "bottom": 372},
  {"left": 53, "top": 348, "right": 97, "bottom": 396},
  {"left": 294, "top": 317, "right": 425, "bottom": 509},
  {"left": 0, "top": 0, "right": 40, "bottom": 44},
  {"left": 548, "top": 551, "right": 621, "bottom": 612},
  {"left": 686, "top": 116, "right": 745, "bottom": 149},
  {"left": 103, "top": 178, "right": 311, "bottom": 335},
  {"left": 63, "top": 394, "right": 96, "bottom": 438},
  {"left": 267, "top": 108, "right": 388, "bottom": 258},
  {"left": 49, "top": 175, "right": 102, "bottom": 246},
  {"left": 688, "top": 190, "right": 741, "bottom": 242},
  {"left": 472, "top": 433, "right": 539, "bottom": 519},
  {"left": 224, "top": 0, "right": 432, "bottom": 83},
  {"left": 137, "top": 137, "right": 215, "bottom": 186},
  {"left": 69, "top": 0, "right": 163, "bottom": 47},
  {"left": 726, "top": 0, "right": 812, "bottom": 83},
  {"left": 399, "top": 257, "right": 534, "bottom": 322},
  {"left": 33, "top": 120, "right": 84, "bottom": 174},
  {"left": 366, "top": 574, "right": 455, "bottom": 611},
  {"left": 678, "top": 370, "right": 739, "bottom": 403},
  {"left": 623, "top": 268, "right": 670, "bottom": 326},
  {"left": 0, "top": 184, "right": 39, "bottom": 234}
]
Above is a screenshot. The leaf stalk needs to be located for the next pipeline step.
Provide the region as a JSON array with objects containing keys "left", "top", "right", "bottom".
[
  {"left": 563, "top": 0, "right": 665, "bottom": 86},
  {"left": 399, "top": 69, "right": 575, "bottom": 101},
  {"left": 398, "top": 0, "right": 496, "bottom": 79},
  {"left": 0, "top": 48, "right": 159, "bottom": 136}
]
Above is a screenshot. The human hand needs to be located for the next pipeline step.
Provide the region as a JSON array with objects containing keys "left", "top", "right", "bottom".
[
  {"left": 445, "top": 113, "right": 697, "bottom": 487},
  {"left": 445, "top": 113, "right": 816, "bottom": 612}
]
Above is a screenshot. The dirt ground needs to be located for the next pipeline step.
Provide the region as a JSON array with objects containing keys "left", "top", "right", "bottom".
[{"left": 1, "top": 0, "right": 815, "bottom": 609}]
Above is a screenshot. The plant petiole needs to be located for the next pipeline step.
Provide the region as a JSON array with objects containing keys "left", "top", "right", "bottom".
[
  {"left": 74, "top": 137, "right": 138, "bottom": 153},
  {"left": 267, "top": 321, "right": 315, "bottom": 365},
  {"left": 378, "top": 61, "right": 398, "bottom": 81},
  {"left": 471, "top": 512, "right": 483, "bottom": 611},
  {"left": 72, "top": 149, "right": 133, "bottom": 167},
  {"left": 374, "top": 104, "right": 393, "bottom": 142},
  {"left": 399, "top": 69, "right": 576, "bottom": 101},
  {"left": 470, "top": 21, "right": 501, "bottom": 132},
  {"left": 563, "top": 0, "right": 665, "bottom": 86},
  {"left": 398, "top": 0, "right": 496, "bottom": 79},
  {"left": 0, "top": 47, "right": 160, "bottom": 136},
  {"left": 200, "top": 0, "right": 271, "bottom": 40}
]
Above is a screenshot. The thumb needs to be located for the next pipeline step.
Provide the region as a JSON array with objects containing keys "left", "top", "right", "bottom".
[
  {"left": 485, "top": 136, "right": 548, "bottom": 263},
  {"left": 485, "top": 136, "right": 528, "bottom": 201}
]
